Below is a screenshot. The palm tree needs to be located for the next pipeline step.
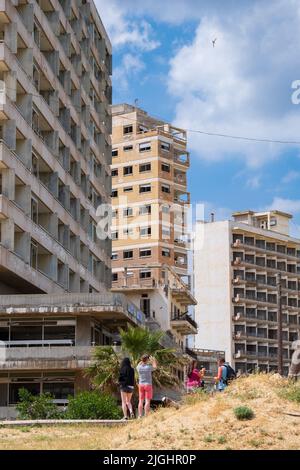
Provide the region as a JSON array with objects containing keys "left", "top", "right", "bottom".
[{"left": 86, "top": 325, "right": 188, "bottom": 392}]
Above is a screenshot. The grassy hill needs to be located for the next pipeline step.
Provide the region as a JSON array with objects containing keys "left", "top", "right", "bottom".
[{"left": 0, "top": 374, "right": 299, "bottom": 450}]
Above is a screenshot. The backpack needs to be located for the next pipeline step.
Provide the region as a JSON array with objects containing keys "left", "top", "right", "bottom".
[{"left": 223, "top": 364, "right": 236, "bottom": 384}]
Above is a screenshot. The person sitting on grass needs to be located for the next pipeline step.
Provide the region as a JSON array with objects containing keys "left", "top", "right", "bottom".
[{"left": 136, "top": 354, "right": 157, "bottom": 418}]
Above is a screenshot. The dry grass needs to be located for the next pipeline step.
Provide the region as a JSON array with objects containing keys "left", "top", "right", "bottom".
[{"left": 0, "top": 374, "right": 299, "bottom": 450}]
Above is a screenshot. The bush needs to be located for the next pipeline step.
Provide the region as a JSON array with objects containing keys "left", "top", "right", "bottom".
[
  {"left": 233, "top": 405, "right": 255, "bottom": 421},
  {"left": 66, "top": 391, "right": 122, "bottom": 420},
  {"left": 279, "top": 383, "right": 300, "bottom": 403},
  {"left": 16, "top": 388, "right": 60, "bottom": 420}
]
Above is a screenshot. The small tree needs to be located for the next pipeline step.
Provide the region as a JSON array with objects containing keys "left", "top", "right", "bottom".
[
  {"left": 16, "top": 388, "right": 60, "bottom": 420},
  {"left": 66, "top": 391, "right": 122, "bottom": 420},
  {"left": 86, "top": 325, "right": 188, "bottom": 392}
]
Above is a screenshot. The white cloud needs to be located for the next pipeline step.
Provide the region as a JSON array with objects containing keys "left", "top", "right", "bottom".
[
  {"left": 95, "top": 0, "right": 160, "bottom": 50},
  {"left": 246, "top": 175, "right": 261, "bottom": 189},
  {"left": 167, "top": 0, "right": 300, "bottom": 167},
  {"left": 281, "top": 170, "right": 300, "bottom": 184},
  {"left": 268, "top": 197, "right": 300, "bottom": 214},
  {"left": 114, "top": 53, "right": 145, "bottom": 91}
]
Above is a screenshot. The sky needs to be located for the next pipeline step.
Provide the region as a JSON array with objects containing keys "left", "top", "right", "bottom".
[{"left": 95, "top": 0, "right": 300, "bottom": 237}]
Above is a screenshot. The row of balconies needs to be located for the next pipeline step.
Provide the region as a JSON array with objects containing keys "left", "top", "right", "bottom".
[
  {"left": 233, "top": 290, "right": 300, "bottom": 310},
  {"left": 232, "top": 255, "right": 300, "bottom": 276},
  {"left": 233, "top": 272, "right": 300, "bottom": 294},
  {"left": 232, "top": 237, "right": 300, "bottom": 260},
  {"left": 232, "top": 309, "right": 299, "bottom": 325}
]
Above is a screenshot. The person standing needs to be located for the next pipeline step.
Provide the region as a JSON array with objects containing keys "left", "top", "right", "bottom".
[
  {"left": 214, "top": 357, "right": 228, "bottom": 391},
  {"left": 137, "top": 354, "right": 157, "bottom": 418},
  {"left": 118, "top": 357, "right": 135, "bottom": 420}
]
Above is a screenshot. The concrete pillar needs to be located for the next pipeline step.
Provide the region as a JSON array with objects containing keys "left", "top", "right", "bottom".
[
  {"left": 58, "top": 263, "right": 69, "bottom": 289},
  {"left": 49, "top": 172, "right": 58, "bottom": 198},
  {"left": 71, "top": 55, "right": 82, "bottom": 78},
  {"left": 81, "top": 104, "right": 90, "bottom": 128},
  {"left": 82, "top": 71, "right": 90, "bottom": 95},
  {"left": 60, "top": 33, "right": 71, "bottom": 58},
  {"left": 73, "top": 161, "right": 81, "bottom": 184},
  {"left": 59, "top": 0, "right": 72, "bottom": 20},
  {"left": 49, "top": 91, "right": 59, "bottom": 117},
  {"left": 63, "top": 225, "right": 70, "bottom": 250},
  {"left": 44, "top": 50, "right": 59, "bottom": 77},
  {"left": 59, "top": 107, "right": 71, "bottom": 134},
  {"left": 71, "top": 235, "right": 80, "bottom": 259},
  {"left": 49, "top": 254, "right": 58, "bottom": 282},
  {"left": 1, "top": 218, "right": 14, "bottom": 250},
  {"left": 17, "top": 93, "right": 32, "bottom": 124},
  {"left": 17, "top": 48, "right": 33, "bottom": 78},
  {"left": 69, "top": 271, "right": 80, "bottom": 293},
  {"left": 4, "top": 22, "right": 17, "bottom": 53},
  {"left": 15, "top": 231, "right": 30, "bottom": 263},
  {"left": 3, "top": 70, "right": 16, "bottom": 102},
  {"left": 17, "top": 4, "right": 34, "bottom": 33},
  {"left": 45, "top": 11, "right": 60, "bottom": 36},
  {"left": 59, "top": 70, "right": 71, "bottom": 96},
  {"left": 81, "top": 207, "right": 89, "bottom": 230},
  {"left": 76, "top": 316, "right": 91, "bottom": 346},
  {"left": 1, "top": 168, "right": 15, "bottom": 200},
  {"left": 73, "top": 125, "right": 81, "bottom": 149},
  {"left": 80, "top": 244, "right": 89, "bottom": 268},
  {"left": 43, "top": 130, "right": 59, "bottom": 156},
  {"left": 2, "top": 119, "right": 16, "bottom": 150},
  {"left": 39, "top": 212, "right": 58, "bottom": 239},
  {"left": 16, "top": 138, "right": 32, "bottom": 169},
  {"left": 59, "top": 185, "right": 70, "bottom": 211},
  {"left": 15, "top": 184, "right": 31, "bottom": 216}
]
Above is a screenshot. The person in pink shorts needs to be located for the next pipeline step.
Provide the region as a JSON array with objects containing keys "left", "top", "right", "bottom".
[{"left": 137, "top": 354, "right": 157, "bottom": 418}]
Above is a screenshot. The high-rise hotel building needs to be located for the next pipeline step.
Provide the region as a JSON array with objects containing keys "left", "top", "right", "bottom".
[{"left": 194, "top": 210, "right": 300, "bottom": 376}]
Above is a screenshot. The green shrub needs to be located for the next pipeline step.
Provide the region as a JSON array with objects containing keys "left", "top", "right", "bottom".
[
  {"left": 66, "top": 391, "right": 122, "bottom": 420},
  {"left": 279, "top": 383, "right": 300, "bottom": 403},
  {"left": 233, "top": 405, "right": 254, "bottom": 421},
  {"left": 16, "top": 388, "right": 60, "bottom": 420}
]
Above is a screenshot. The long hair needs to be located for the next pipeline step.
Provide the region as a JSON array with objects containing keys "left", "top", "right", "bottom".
[{"left": 120, "top": 357, "right": 132, "bottom": 373}]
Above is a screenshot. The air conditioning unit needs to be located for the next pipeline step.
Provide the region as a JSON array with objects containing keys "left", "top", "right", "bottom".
[
  {"left": 234, "top": 239, "right": 241, "bottom": 247},
  {"left": 234, "top": 257, "right": 242, "bottom": 265},
  {"left": 233, "top": 276, "right": 241, "bottom": 284},
  {"left": 234, "top": 294, "right": 240, "bottom": 302},
  {"left": 233, "top": 313, "right": 241, "bottom": 320}
]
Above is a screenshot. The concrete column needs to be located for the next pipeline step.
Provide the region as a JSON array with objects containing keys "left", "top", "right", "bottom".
[
  {"left": 43, "top": 130, "right": 59, "bottom": 156},
  {"left": 80, "top": 245, "right": 89, "bottom": 268},
  {"left": 15, "top": 231, "right": 30, "bottom": 263},
  {"left": 71, "top": 55, "right": 82, "bottom": 78},
  {"left": 17, "top": 93, "right": 32, "bottom": 124},
  {"left": 82, "top": 71, "right": 90, "bottom": 95},
  {"left": 4, "top": 22, "right": 17, "bottom": 53},
  {"left": 59, "top": 185, "right": 70, "bottom": 211},
  {"left": 58, "top": 263, "right": 69, "bottom": 289},
  {"left": 73, "top": 235, "right": 81, "bottom": 259},
  {"left": 49, "top": 172, "right": 58, "bottom": 198},
  {"left": 49, "top": 254, "right": 58, "bottom": 282},
  {"left": 45, "top": 11, "right": 60, "bottom": 36},
  {"left": 69, "top": 271, "right": 80, "bottom": 293},
  {"left": 59, "top": 0, "right": 72, "bottom": 19},
  {"left": 60, "top": 33, "right": 71, "bottom": 58},
  {"left": 76, "top": 316, "right": 91, "bottom": 346},
  {"left": 59, "top": 70, "right": 71, "bottom": 96},
  {"left": 63, "top": 225, "right": 70, "bottom": 250},
  {"left": 15, "top": 185, "right": 31, "bottom": 216},
  {"left": 49, "top": 91, "right": 59, "bottom": 117},
  {"left": 17, "top": 48, "right": 33, "bottom": 78},
  {"left": 81, "top": 208, "right": 89, "bottom": 230},
  {"left": 3, "top": 70, "right": 16, "bottom": 102},
  {"left": 44, "top": 50, "right": 59, "bottom": 76},
  {"left": 73, "top": 161, "right": 81, "bottom": 184},
  {"left": 59, "top": 107, "right": 71, "bottom": 134},
  {"left": 17, "top": 4, "right": 34, "bottom": 33},
  {"left": 2, "top": 119, "right": 16, "bottom": 150},
  {"left": 74, "top": 125, "right": 81, "bottom": 149},
  {"left": 1, "top": 218, "right": 14, "bottom": 251},
  {"left": 81, "top": 104, "right": 90, "bottom": 128},
  {"left": 39, "top": 212, "right": 58, "bottom": 239},
  {"left": 16, "top": 138, "right": 32, "bottom": 169},
  {"left": 1, "top": 168, "right": 15, "bottom": 200}
]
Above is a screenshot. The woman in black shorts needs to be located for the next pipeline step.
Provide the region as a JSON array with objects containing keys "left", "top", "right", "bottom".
[{"left": 118, "top": 357, "right": 135, "bottom": 420}]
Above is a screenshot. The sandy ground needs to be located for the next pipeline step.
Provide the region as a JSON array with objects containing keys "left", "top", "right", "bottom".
[{"left": 0, "top": 374, "right": 299, "bottom": 450}]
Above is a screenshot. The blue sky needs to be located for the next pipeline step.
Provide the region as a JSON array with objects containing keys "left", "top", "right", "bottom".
[{"left": 96, "top": 0, "right": 300, "bottom": 236}]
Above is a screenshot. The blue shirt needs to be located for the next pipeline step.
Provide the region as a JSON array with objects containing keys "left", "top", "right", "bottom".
[
  {"left": 217, "top": 365, "right": 227, "bottom": 391},
  {"left": 137, "top": 364, "right": 154, "bottom": 385}
]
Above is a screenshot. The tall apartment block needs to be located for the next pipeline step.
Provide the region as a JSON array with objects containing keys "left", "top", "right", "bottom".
[
  {"left": 111, "top": 104, "right": 197, "bottom": 356},
  {"left": 194, "top": 210, "right": 300, "bottom": 376},
  {"left": 0, "top": 0, "right": 136, "bottom": 418}
]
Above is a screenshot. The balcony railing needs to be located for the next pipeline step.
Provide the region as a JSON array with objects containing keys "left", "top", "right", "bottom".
[{"left": 171, "top": 314, "right": 198, "bottom": 330}]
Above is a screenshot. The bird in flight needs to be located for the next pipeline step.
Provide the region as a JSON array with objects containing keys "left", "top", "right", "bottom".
[{"left": 212, "top": 38, "right": 217, "bottom": 47}]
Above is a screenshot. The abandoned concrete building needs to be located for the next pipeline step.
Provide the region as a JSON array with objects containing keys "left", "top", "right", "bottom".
[{"left": 0, "top": 0, "right": 116, "bottom": 417}]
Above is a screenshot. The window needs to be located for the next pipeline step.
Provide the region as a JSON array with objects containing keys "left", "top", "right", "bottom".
[
  {"left": 112, "top": 149, "right": 118, "bottom": 157},
  {"left": 111, "top": 169, "right": 118, "bottom": 177},
  {"left": 140, "top": 270, "right": 151, "bottom": 279},
  {"left": 111, "top": 189, "right": 118, "bottom": 198},
  {"left": 139, "top": 142, "right": 151, "bottom": 152},
  {"left": 123, "top": 166, "right": 133, "bottom": 176},
  {"left": 139, "top": 125, "right": 148, "bottom": 133},
  {"left": 140, "top": 248, "right": 151, "bottom": 258},
  {"left": 140, "top": 297, "right": 150, "bottom": 316},
  {"left": 139, "top": 184, "right": 151, "bottom": 193},
  {"left": 139, "top": 163, "right": 151, "bottom": 173},
  {"left": 162, "top": 205, "right": 170, "bottom": 214},
  {"left": 123, "top": 250, "right": 133, "bottom": 259},
  {"left": 111, "top": 231, "right": 118, "bottom": 240},
  {"left": 162, "top": 248, "right": 171, "bottom": 257},
  {"left": 140, "top": 227, "right": 151, "bottom": 237},
  {"left": 161, "top": 163, "right": 170, "bottom": 172},
  {"left": 112, "top": 273, "right": 118, "bottom": 282},
  {"left": 123, "top": 227, "right": 134, "bottom": 236},
  {"left": 139, "top": 205, "right": 151, "bottom": 215},
  {"left": 161, "top": 184, "right": 171, "bottom": 194},
  {"left": 111, "top": 252, "right": 118, "bottom": 260},
  {"left": 162, "top": 227, "right": 171, "bottom": 237},
  {"left": 123, "top": 125, "right": 133, "bottom": 135},
  {"left": 123, "top": 207, "right": 133, "bottom": 217},
  {"left": 124, "top": 145, "right": 133, "bottom": 152},
  {"left": 161, "top": 141, "right": 170, "bottom": 151},
  {"left": 123, "top": 186, "right": 133, "bottom": 192},
  {"left": 112, "top": 210, "right": 118, "bottom": 218}
]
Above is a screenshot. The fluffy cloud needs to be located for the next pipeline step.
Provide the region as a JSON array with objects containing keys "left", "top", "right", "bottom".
[
  {"left": 114, "top": 54, "right": 145, "bottom": 91},
  {"left": 167, "top": 0, "right": 300, "bottom": 167},
  {"left": 95, "top": 0, "right": 159, "bottom": 50},
  {"left": 268, "top": 197, "right": 300, "bottom": 214}
]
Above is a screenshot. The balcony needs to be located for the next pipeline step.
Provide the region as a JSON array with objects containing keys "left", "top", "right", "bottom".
[
  {"left": 0, "top": 343, "right": 93, "bottom": 370},
  {"left": 171, "top": 314, "right": 198, "bottom": 335}
]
